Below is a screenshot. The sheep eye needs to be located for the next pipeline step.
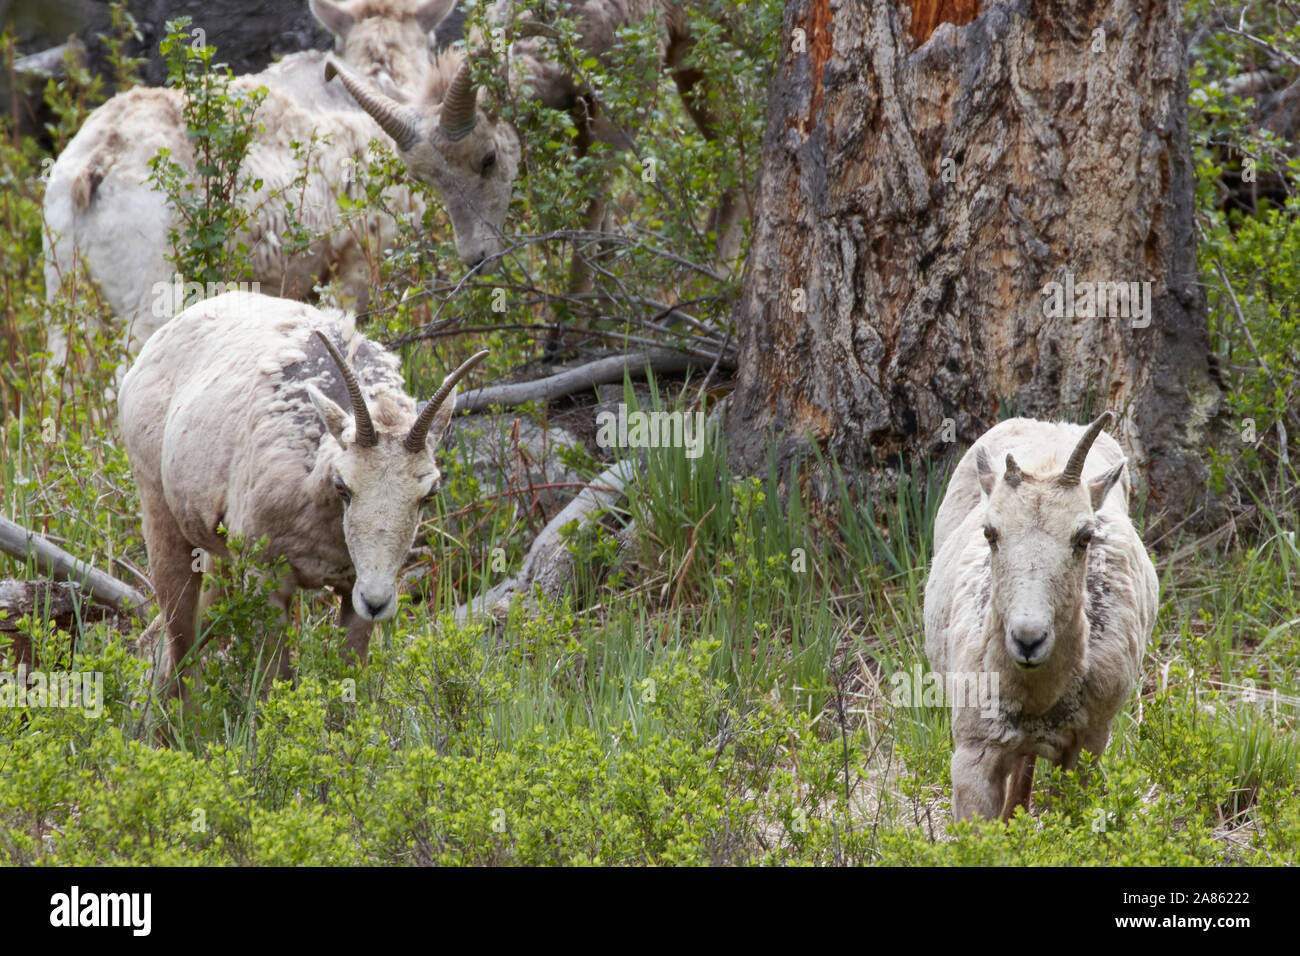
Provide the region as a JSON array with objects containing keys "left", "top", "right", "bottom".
[
  {"left": 481, "top": 151, "right": 496, "bottom": 175},
  {"left": 333, "top": 476, "right": 352, "bottom": 503},
  {"left": 983, "top": 525, "right": 998, "bottom": 547},
  {"left": 1074, "top": 528, "right": 1093, "bottom": 550}
]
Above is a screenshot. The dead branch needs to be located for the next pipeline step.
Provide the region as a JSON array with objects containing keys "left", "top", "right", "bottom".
[
  {"left": 0, "top": 516, "right": 149, "bottom": 617},
  {"left": 456, "top": 459, "right": 636, "bottom": 621},
  {"left": 454, "top": 349, "right": 731, "bottom": 414}
]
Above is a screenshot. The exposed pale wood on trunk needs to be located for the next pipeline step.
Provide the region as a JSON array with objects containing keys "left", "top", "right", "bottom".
[{"left": 905, "top": 0, "right": 983, "bottom": 44}]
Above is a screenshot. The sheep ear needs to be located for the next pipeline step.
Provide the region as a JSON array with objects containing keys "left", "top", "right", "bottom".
[
  {"left": 1089, "top": 459, "right": 1127, "bottom": 510},
  {"left": 311, "top": 0, "right": 355, "bottom": 39},
  {"left": 412, "top": 0, "right": 456, "bottom": 32},
  {"left": 306, "top": 383, "right": 350, "bottom": 444},
  {"left": 976, "top": 446, "right": 995, "bottom": 497}
]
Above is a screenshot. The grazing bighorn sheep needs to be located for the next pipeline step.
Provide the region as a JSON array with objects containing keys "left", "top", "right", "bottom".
[
  {"left": 323, "top": 0, "right": 746, "bottom": 272},
  {"left": 117, "top": 289, "right": 486, "bottom": 697},
  {"left": 923, "top": 413, "right": 1158, "bottom": 822},
  {"left": 41, "top": 0, "right": 453, "bottom": 362}
]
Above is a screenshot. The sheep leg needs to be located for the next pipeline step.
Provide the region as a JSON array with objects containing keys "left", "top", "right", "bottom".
[
  {"left": 706, "top": 188, "right": 749, "bottom": 268},
  {"left": 1082, "top": 727, "right": 1111, "bottom": 763},
  {"left": 264, "top": 577, "right": 299, "bottom": 685},
  {"left": 331, "top": 235, "right": 373, "bottom": 315},
  {"left": 1054, "top": 727, "right": 1111, "bottom": 795},
  {"left": 197, "top": 579, "right": 225, "bottom": 616},
  {"left": 1000, "top": 755, "right": 1036, "bottom": 820},
  {"left": 141, "top": 497, "right": 202, "bottom": 703},
  {"left": 334, "top": 586, "right": 375, "bottom": 666},
  {"left": 568, "top": 190, "right": 606, "bottom": 295},
  {"left": 552, "top": 94, "right": 625, "bottom": 357},
  {"left": 1073, "top": 727, "right": 1111, "bottom": 771},
  {"left": 951, "top": 743, "right": 1012, "bottom": 822}
]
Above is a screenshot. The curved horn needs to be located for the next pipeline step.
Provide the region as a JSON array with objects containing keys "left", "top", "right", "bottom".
[
  {"left": 314, "top": 330, "right": 377, "bottom": 448},
  {"left": 1004, "top": 453, "right": 1023, "bottom": 488},
  {"left": 439, "top": 60, "right": 478, "bottom": 141},
  {"left": 1060, "top": 411, "right": 1113, "bottom": 485},
  {"left": 326, "top": 56, "right": 419, "bottom": 151},
  {"left": 405, "top": 350, "right": 489, "bottom": 452}
]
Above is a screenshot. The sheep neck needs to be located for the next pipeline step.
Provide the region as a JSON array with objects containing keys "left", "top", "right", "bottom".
[{"left": 306, "top": 440, "right": 349, "bottom": 538}]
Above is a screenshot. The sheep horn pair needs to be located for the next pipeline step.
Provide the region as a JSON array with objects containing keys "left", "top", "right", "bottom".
[
  {"left": 324, "top": 54, "right": 479, "bottom": 144},
  {"left": 316, "top": 332, "right": 487, "bottom": 452},
  {"left": 1001, "top": 411, "right": 1112, "bottom": 488}
]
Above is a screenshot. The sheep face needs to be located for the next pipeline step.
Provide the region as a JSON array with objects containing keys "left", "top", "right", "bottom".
[
  {"left": 325, "top": 56, "right": 521, "bottom": 270},
  {"left": 312, "top": 0, "right": 454, "bottom": 98},
  {"left": 395, "top": 115, "right": 521, "bottom": 269},
  {"left": 307, "top": 334, "right": 488, "bottom": 621},
  {"left": 975, "top": 417, "right": 1127, "bottom": 671},
  {"left": 312, "top": 413, "right": 444, "bottom": 621}
]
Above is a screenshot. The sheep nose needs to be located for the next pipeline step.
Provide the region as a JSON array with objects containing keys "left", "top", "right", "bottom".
[
  {"left": 356, "top": 591, "right": 395, "bottom": 621},
  {"left": 1010, "top": 626, "right": 1050, "bottom": 664},
  {"left": 466, "top": 248, "right": 499, "bottom": 274}
]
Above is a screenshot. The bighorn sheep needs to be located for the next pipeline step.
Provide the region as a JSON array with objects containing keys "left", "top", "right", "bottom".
[
  {"left": 323, "top": 0, "right": 746, "bottom": 272},
  {"left": 117, "top": 289, "right": 486, "bottom": 697},
  {"left": 923, "top": 413, "right": 1158, "bottom": 822},
  {"left": 41, "top": 0, "right": 453, "bottom": 362}
]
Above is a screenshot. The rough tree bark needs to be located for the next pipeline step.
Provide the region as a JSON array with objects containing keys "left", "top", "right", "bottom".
[{"left": 725, "top": 0, "right": 1223, "bottom": 532}]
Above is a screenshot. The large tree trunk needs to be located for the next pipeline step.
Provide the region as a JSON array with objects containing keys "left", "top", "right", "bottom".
[{"left": 726, "top": 0, "right": 1223, "bottom": 532}]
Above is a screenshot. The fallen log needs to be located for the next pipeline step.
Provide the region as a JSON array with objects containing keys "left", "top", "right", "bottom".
[
  {"left": 457, "top": 459, "right": 637, "bottom": 622},
  {"left": 0, "top": 579, "right": 88, "bottom": 617},
  {"left": 454, "top": 349, "right": 728, "bottom": 415},
  {"left": 452, "top": 401, "right": 725, "bottom": 620},
  {"left": 0, "top": 580, "right": 126, "bottom": 668},
  {"left": 13, "top": 42, "right": 73, "bottom": 81},
  {"left": 0, "top": 516, "right": 148, "bottom": 616}
]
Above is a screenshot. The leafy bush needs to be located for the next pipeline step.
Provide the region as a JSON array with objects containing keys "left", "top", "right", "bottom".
[{"left": 145, "top": 18, "right": 268, "bottom": 289}]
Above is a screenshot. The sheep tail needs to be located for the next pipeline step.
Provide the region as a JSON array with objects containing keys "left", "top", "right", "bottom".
[{"left": 70, "top": 152, "right": 109, "bottom": 212}]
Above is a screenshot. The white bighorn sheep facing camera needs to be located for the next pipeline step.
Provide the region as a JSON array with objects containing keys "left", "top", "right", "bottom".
[
  {"left": 42, "top": 0, "right": 454, "bottom": 362},
  {"left": 322, "top": 0, "right": 746, "bottom": 271},
  {"left": 117, "top": 290, "right": 486, "bottom": 698},
  {"left": 923, "top": 413, "right": 1158, "bottom": 822}
]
